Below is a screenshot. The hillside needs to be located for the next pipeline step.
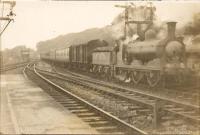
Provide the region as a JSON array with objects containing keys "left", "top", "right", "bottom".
[
  {"left": 36, "top": 8, "right": 128, "bottom": 53},
  {"left": 36, "top": 27, "right": 116, "bottom": 53}
]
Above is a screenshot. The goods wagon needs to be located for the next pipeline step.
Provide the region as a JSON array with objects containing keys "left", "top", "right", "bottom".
[
  {"left": 70, "top": 39, "right": 108, "bottom": 69},
  {"left": 48, "top": 50, "right": 56, "bottom": 61}
]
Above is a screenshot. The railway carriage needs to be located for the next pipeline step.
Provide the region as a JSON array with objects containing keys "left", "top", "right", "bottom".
[
  {"left": 40, "top": 52, "right": 49, "bottom": 61},
  {"left": 55, "top": 47, "right": 70, "bottom": 66},
  {"left": 41, "top": 50, "right": 56, "bottom": 62},
  {"left": 49, "top": 50, "right": 56, "bottom": 61}
]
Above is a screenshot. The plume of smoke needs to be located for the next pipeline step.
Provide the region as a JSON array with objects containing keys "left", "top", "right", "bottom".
[
  {"left": 182, "top": 12, "right": 200, "bottom": 50},
  {"left": 107, "top": 5, "right": 166, "bottom": 41},
  {"left": 184, "top": 12, "right": 200, "bottom": 36}
]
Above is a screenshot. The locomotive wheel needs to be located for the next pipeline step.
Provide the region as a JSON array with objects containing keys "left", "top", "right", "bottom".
[
  {"left": 146, "top": 71, "right": 161, "bottom": 87},
  {"left": 118, "top": 69, "right": 129, "bottom": 82},
  {"left": 131, "top": 71, "right": 144, "bottom": 84},
  {"left": 105, "top": 68, "right": 112, "bottom": 81},
  {"left": 101, "top": 67, "right": 107, "bottom": 79},
  {"left": 99, "top": 66, "right": 102, "bottom": 73},
  {"left": 91, "top": 65, "right": 96, "bottom": 72},
  {"left": 97, "top": 66, "right": 103, "bottom": 78}
]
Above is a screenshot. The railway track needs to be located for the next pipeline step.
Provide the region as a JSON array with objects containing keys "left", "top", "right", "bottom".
[
  {"left": 0, "top": 62, "right": 32, "bottom": 73},
  {"left": 51, "top": 66, "right": 200, "bottom": 107},
  {"left": 163, "top": 86, "right": 199, "bottom": 104},
  {"left": 35, "top": 64, "right": 199, "bottom": 134},
  {"left": 24, "top": 64, "right": 147, "bottom": 135},
  {"left": 56, "top": 65, "right": 199, "bottom": 106}
]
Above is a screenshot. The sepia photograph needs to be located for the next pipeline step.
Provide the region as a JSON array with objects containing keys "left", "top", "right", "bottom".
[{"left": 0, "top": 0, "right": 200, "bottom": 134}]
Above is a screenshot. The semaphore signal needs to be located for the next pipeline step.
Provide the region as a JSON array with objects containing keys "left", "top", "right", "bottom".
[{"left": 0, "top": 0, "right": 16, "bottom": 36}]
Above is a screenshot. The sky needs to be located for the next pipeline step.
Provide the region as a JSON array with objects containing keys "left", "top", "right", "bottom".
[{"left": 1, "top": 0, "right": 200, "bottom": 50}]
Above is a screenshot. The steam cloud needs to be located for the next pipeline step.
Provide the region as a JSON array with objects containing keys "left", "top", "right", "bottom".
[{"left": 184, "top": 12, "right": 200, "bottom": 36}]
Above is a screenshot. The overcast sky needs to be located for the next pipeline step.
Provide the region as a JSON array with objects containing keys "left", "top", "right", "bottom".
[{"left": 1, "top": 0, "right": 200, "bottom": 50}]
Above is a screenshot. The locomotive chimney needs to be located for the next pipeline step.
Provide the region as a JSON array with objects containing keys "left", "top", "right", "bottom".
[{"left": 167, "top": 22, "right": 177, "bottom": 39}]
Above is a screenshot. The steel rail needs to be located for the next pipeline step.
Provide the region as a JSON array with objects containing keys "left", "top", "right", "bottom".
[
  {"left": 56, "top": 68, "right": 200, "bottom": 110},
  {"left": 38, "top": 67, "right": 199, "bottom": 109}
]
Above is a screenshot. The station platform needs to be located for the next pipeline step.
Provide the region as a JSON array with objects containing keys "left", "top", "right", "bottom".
[{"left": 0, "top": 73, "right": 98, "bottom": 134}]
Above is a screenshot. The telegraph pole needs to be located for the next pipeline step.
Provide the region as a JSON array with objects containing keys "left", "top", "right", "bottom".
[{"left": 115, "top": 4, "right": 132, "bottom": 39}]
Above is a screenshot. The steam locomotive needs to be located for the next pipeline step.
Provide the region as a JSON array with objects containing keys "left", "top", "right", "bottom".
[{"left": 40, "top": 21, "right": 199, "bottom": 87}]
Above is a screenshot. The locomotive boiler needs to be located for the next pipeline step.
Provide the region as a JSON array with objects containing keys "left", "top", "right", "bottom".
[{"left": 126, "top": 22, "right": 184, "bottom": 64}]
